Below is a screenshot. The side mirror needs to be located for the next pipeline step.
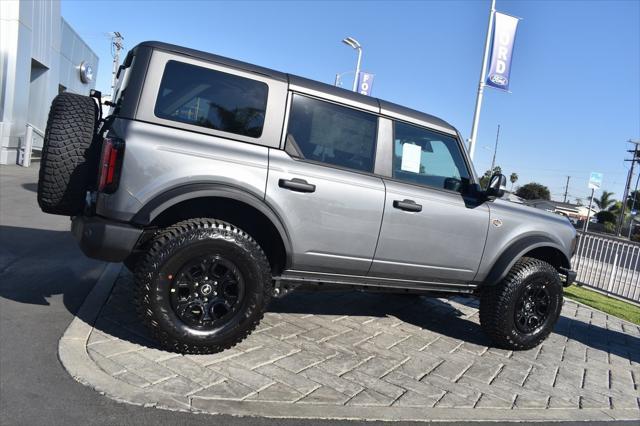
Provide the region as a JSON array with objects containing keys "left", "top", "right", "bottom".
[{"left": 486, "top": 173, "right": 507, "bottom": 199}]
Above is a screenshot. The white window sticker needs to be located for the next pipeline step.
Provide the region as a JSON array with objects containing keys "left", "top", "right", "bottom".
[{"left": 401, "top": 143, "right": 422, "bottom": 173}]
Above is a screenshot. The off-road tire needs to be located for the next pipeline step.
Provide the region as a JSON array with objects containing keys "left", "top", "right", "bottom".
[
  {"left": 480, "top": 257, "right": 563, "bottom": 350},
  {"left": 134, "top": 218, "right": 272, "bottom": 354},
  {"left": 37, "top": 92, "right": 100, "bottom": 215}
]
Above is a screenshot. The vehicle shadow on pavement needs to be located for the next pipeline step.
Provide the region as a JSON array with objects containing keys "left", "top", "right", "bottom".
[
  {"left": 21, "top": 183, "right": 38, "bottom": 193},
  {"left": 269, "top": 289, "right": 493, "bottom": 346},
  {"left": 269, "top": 289, "right": 639, "bottom": 363},
  {"left": 0, "top": 224, "right": 637, "bottom": 363},
  {"left": 0, "top": 225, "right": 103, "bottom": 308}
]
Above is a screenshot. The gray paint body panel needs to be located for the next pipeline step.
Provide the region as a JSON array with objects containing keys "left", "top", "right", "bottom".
[
  {"left": 266, "top": 149, "right": 385, "bottom": 275},
  {"left": 370, "top": 180, "right": 489, "bottom": 282},
  {"left": 474, "top": 199, "right": 576, "bottom": 282},
  {"left": 97, "top": 119, "right": 272, "bottom": 221}
]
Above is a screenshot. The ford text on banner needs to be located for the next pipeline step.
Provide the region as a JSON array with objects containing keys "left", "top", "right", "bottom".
[
  {"left": 357, "top": 72, "right": 374, "bottom": 96},
  {"left": 486, "top": 12, "right": 519, "bottom": 91}
]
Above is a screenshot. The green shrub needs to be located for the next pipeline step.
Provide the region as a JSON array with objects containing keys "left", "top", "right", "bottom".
[
  {"left": 596, "top": 210, "right": 616, "bottom": 224},
  {"left": 603, "top": 222, "right": 615, "bottom": 233}
]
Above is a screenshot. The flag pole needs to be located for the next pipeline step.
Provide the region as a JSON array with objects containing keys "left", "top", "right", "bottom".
[{"left": 468, "top": 0, "right": 496, "bottom": 160}]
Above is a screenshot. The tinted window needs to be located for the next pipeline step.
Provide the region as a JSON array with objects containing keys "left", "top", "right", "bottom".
[
  {"left": 393, "top": 122, "right": 470, "bottom": 193},
  {"left": 154, "top": 60, "right": 268, "bottom": 138},
  {"left": 286, "top": 94, "right": 377, "bottom": 173}
]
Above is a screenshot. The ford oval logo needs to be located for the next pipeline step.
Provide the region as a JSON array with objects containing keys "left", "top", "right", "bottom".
[{"left": 490, "top": 74, "right": 508, "bottom": 86}]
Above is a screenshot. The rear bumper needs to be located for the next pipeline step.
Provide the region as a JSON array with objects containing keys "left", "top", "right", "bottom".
[
  {"left": 559, "top": 267, "right": 577, "bottom": 287},
  {"left": 71, "top": 216, "right": 142, "bottom": 262}
]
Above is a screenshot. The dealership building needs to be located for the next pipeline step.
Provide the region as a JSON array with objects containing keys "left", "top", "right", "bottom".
[{"left": 0, "top": 0, "right": 99, "bottom": 165}]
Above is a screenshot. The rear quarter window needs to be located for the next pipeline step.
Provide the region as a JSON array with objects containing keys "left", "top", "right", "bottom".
[{"left": 154, "top": 60, "right": 268, "bottom": 138}]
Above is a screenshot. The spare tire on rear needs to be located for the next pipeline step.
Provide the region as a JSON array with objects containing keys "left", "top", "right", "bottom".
[{"left": 37, "top": 92, "right": 100, "bottom": 216}]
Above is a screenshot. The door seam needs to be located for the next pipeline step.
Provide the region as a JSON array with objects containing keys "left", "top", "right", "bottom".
[{"left": 367, "top": 177, "right": 387, "bottom": 275}]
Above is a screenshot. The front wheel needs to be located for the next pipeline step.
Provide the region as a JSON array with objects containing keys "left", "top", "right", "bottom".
[
  {"left": 479, "top": 257, "right": 563, "bottom": 350},
  {"left": 134, "top": 219, "right": 272, "bottom": 354}
]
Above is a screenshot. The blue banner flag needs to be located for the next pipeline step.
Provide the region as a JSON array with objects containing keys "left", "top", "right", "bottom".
[
  {"left": 486, "top": 12, "right": 520, "bottom": 91},
  {"left": 357, "top": 72, "right": 374, "bottom": 96}
]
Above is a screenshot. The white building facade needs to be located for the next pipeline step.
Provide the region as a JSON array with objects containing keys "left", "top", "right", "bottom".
[{"left": 0, "top": 0, "right": 98, "bottom": 164}]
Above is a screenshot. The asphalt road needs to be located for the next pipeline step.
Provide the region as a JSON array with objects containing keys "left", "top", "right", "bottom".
[{"left": 0, "top": 165, "right": 635, "bottom": 426}]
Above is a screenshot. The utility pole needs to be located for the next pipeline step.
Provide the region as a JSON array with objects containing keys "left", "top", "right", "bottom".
[
  {"left": 628, "top": 170, "right": 640, "bottom": 238},
  {"left": 563, "top": 176, "right": 570, "bottom": 203},
  {"left": 110, "top": 32, "right": 124, "bottom": 95},
  {"left": 490, "top": 124, "right": 500, "bottom": 172},
  {"left": 618, "top": 139, "right": 640, "bottom": 236}
]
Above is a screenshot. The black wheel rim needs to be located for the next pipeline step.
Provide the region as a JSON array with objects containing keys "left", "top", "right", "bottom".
[
  {"left": 514, "top": 281, "right": 551, "bottom": 334},
  {"left": 169, "top": 255, "right": 244, "bottom": 329}
]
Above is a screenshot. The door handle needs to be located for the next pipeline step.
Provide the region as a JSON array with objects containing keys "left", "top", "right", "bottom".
[
  {"left": 393, "top": 199, "right": 422, "bottom": 212},
  {"left": 278, "top": 178, "right": 316, "bottom": 193}
]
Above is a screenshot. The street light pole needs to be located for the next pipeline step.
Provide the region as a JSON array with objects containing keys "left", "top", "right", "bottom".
[
  {"left": 468, "top": 0, "right": 496, "bottom": 160},
  {"left": 353, "top": 47, "right": 362, "bottom": 92},
  {"left": 342, "top": 37, "right": 362, "bottom": 93},
  {"left": 583, "top": 188, "right": 595, "bottom": 233}
]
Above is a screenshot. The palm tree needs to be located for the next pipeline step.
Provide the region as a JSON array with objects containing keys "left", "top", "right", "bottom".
[
  {"left": 594, "top": 191, "right": 615, "bottom": 211},
  {"left": 509, "top": 173, "right": 518, "bottom": 191}
]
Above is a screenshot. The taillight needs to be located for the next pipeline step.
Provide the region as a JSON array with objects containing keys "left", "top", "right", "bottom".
[{"left": 98, "top": 137, "right": 124, "bottom": 193}]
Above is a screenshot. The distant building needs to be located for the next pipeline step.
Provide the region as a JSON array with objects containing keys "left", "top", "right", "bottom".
[
  {"left": 0, "top": 0, "right": 99, "bottom": 164},
  {"left": 525, "top": 199, "right": 598, "bottom": 221}
]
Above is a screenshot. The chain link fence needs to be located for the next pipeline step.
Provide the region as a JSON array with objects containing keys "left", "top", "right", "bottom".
[{"left": 571, "top": 231, "right": 640, "bottom": 303}]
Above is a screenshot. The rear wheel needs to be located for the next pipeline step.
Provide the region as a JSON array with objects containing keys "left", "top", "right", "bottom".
[
  {"left": 479, "top": 257, "right": 563, "bottom": 350},
  {"left": 134, "top": 218, "right": 272, "bottom": 354},
  {"left": 37, "top": 92, "right": 100, "bottom": 215}
]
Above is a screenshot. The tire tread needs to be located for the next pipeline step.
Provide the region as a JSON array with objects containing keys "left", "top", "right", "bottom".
[
  {"left": 133, "top": 218, "right": 272, "bottom": 354},
  {"left": 37, "top": 92, "right": 99, "bottom": 215},
  {"left": 480, "top": 257, "right": 562, "bottom": 350}
]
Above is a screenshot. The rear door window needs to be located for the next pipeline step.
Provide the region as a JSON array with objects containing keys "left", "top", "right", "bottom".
[
  {"left": 285, "top": 94, "right": 377, "bottom": 173},
  {"left": 154, "top": 60, "right": 268, "bottom": 138}
]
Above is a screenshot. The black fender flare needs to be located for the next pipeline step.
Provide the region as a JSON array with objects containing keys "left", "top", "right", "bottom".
[
  {"left": 130, "top": 183, "right": 293, "bottom": 266},
  {"left": 482, "top": 235, "right": 570, "bottom": 286}
]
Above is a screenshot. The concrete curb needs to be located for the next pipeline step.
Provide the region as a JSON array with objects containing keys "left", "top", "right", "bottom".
[{"left": 59, "top": 265, "right": 640, "bottom": 422}]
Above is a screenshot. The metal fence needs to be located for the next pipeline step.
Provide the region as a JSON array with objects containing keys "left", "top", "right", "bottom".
[{"left": 571, "top": 231, "right": 640, "bottom": 303}]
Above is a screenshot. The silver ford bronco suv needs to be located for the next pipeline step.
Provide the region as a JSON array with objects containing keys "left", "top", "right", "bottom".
[{"left": 37, "top": 41, "right": 577, "bottom": 354}]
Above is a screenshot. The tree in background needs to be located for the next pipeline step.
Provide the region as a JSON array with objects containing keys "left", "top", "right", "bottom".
[
  {"left": 509, "top": 172, "right": 518, "bottom": 191},
  {"left": 479, "top": 166, "right": 502, "bottom": 189},
  {"left": 626, "top": 190, "right": 640, "bottom": 211},
  {"left": 608, "top": 201, "right": 623, "bottom": 217},
  {"left": 596, "top": 210, "right": 616, "bottom": 224},
  {"left": 594, "top": 190, "right": 615, "bottom": 211},
  {"left": 575, "top": 198, "right": 583, "bottom": 206},
  {"left": 515, "top": 183, "right": 551, "bottom": 200}
]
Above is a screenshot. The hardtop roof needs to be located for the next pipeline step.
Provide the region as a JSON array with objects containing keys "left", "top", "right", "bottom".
[{"left": 136, "top": 41, "right": 457, "bottom": 134}]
